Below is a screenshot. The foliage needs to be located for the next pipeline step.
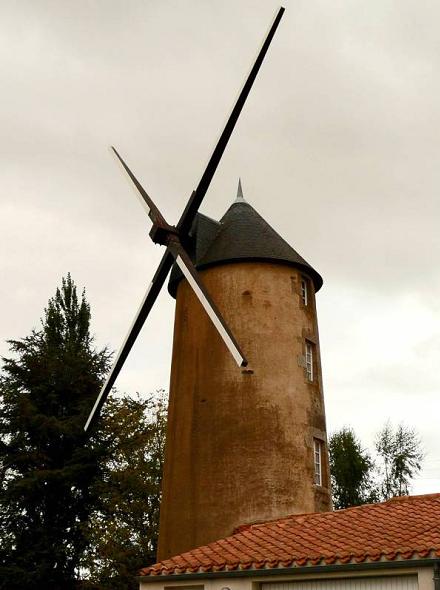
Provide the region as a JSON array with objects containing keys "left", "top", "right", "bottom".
[
  {"left": 0, "top": 275, "right": 111, "bottom": 590},
  {"left": 375, "top": 422, "right": 424, "bottom": 500},
  {"left": 329, "top": 422, "right": 424, "bottom": 509},
  {"left": 329, "top": 427, "right": 378, "bottom": 509},
  {"left": 83, "top": 392, "right": 167, "bottom": 590},
  {"left": 0, "top": 275, "right": 169, "bottom": 589}
]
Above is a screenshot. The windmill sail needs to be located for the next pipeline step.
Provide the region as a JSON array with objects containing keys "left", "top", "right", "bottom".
[{"left": 84, "top": 7, "right": 285, "bottom": 432}]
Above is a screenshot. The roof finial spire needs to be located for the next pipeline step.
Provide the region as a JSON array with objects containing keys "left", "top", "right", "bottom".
[{"left": 234, "top": 178, "right": 246, "bottom": 203}]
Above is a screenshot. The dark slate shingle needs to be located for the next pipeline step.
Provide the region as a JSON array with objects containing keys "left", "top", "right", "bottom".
[{"left": 168, "top": 200, "right": 323, "bottom": 297}]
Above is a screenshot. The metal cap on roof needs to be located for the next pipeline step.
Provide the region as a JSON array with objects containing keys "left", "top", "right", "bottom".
[
  {"left": 234, "top": 178, "right": 246, "bottom": 203},
  {"left": 168, "top": 188, "right": 323, "bottom": 297}
]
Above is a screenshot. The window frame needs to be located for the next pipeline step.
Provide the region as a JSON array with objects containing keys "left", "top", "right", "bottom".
[
  {"left": 300, "top": 276, "right": 308, "bottom": 306},
  {"left": 314, "top": 438, "right": 323, "bottom": 486},
  {"left": 305, "top": 340, "right": 314, "bottom": 382}
]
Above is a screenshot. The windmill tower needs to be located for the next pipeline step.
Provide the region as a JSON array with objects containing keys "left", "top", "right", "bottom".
[
  {"left": 157, "top": 182, "right": 331, "bottom": 560},
  {"left": 83, "top": 6, "right": 331, "bottom": 566}
]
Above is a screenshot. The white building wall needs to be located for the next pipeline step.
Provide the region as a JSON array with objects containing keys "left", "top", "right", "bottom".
[
  {"left": 263, "top": 575, "right": 418, "bottom": 590},
  {"left": 140, "top": 566, "right": 435, "bottom": 590}
]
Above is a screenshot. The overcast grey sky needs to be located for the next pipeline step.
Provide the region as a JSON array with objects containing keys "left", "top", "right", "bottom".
[{"left": 1, "top": 0, "right": 439, "bottom": 494}]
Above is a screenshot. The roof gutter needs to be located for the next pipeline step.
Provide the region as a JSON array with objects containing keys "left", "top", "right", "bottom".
[{"left": 139, "top": 558, "right": 438, "bottom": 584}]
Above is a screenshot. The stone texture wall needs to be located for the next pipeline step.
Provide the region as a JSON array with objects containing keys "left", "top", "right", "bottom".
[{"left": 157, "top": 261, "right": 331, "bottom": 561}]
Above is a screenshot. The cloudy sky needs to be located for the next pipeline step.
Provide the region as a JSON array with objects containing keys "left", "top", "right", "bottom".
[{"left": 1, "top": 0, "right": 439, "bottom": 494}]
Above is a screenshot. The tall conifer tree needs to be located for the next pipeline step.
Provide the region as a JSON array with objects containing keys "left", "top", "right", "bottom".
[{"left": 0, "top": 275, "right": 110, "bottom": 589}]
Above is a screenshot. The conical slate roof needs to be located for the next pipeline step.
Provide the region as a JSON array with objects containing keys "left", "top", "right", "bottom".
[{"left": 168, "top": 195, "right": 323, "bottom": 297}]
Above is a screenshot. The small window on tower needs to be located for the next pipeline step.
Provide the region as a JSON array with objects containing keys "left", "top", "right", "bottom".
[
  {"left": 305, "top": 341, "right": 314, "bottom": 382},
  {"left": 314, "top": 439, "right": 323, "bottom": 486},
  {"left": 300, "top": 277, "right": 308, "bottom": 306}
]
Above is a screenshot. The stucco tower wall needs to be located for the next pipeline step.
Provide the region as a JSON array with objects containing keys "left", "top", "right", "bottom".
[{"left": 157, "top": 261, "right": 331, "bottom": 561}]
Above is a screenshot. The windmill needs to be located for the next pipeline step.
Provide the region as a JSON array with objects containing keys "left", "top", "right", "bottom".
[{"left": 84, "top": 7, "right": 285, "bottom": 433}]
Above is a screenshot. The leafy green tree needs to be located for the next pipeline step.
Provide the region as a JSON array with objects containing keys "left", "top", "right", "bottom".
[
  {"left": 375, "top": 422, "right": 424, "bottom": 499},
  {"left": 0, "top": 275, "right": 111, "bottom": 590},
  {"left": 82, "top": 392, "right": 167, "bottom": 590},
  {"left": 329, "top": 427, "right": 378, "bottom": 509}
]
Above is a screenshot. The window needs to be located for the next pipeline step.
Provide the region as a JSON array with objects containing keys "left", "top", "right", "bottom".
[
  {"left": 305, "top": 341, "right": 313, "bottom": 381},
  {"left": 314, "top": 439, "right": 323, "bottom": 486},
  {"left": 300, "top": 277, "right": 308, "bottom": 305}
]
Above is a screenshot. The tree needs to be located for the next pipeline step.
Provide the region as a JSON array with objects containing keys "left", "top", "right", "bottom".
[
  {"left": 375, "top": 422, "right": 424, "bottom": 500},
  {"left": 329, "top": 427, "right": 378, "bottom": 509},
  {"left": 0, "top": 275, "right": 111, "bottom": 590},
  {"left": 82, "top": 392, "right": 167, "bottom": 590}
]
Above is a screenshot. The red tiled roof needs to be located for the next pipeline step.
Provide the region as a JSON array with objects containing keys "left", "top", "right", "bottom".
[{"left": 141, "top": 493, "right": 440, "bottom": 576}]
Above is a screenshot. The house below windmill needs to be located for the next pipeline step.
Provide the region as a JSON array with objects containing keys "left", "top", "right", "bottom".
[{"left": 140, "top": 494, "right": 440, "bottom": 590}]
